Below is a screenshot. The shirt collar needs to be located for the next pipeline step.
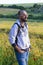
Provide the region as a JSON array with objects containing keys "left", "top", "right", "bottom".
[
  {"left": 16, "top": 19, "right": 21, "bottom": 26},
  {"left": 16, "top": 19, "right": 27, "bottom": 28}
]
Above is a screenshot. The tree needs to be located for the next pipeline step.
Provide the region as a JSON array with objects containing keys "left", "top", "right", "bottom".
[{"left": 33, "top": 4, "right": 41, "bottom": 9}]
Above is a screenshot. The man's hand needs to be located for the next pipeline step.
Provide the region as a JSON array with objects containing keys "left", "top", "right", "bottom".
[
  {"left": 14, "top": 45, "right": 25, "bottom": 53},
  {"left": 18, "top": 49, "right": 25, "bottom": 53}
]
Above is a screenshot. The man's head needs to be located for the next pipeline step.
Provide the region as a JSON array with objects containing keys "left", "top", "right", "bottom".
[{"left": 18, "top": 10, "right": 28, "bottom": 22}]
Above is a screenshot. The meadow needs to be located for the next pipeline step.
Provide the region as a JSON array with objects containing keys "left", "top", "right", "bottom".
[
  {"left": 0, "top": 20, "right": 43, "bottom": 65},
  {"left": 0, "top": 8, "right": 19, "bottom": 15}
]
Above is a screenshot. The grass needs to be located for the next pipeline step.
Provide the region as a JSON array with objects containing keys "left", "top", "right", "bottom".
[
  {"left": 28, "top": 22, "right": 43, "bottom": 35},
  {"left": 0, "top": 8, "right": 19, "bottom": 15},
  {"left": 0, "top": 21, "right": 43, "bottom": 65},
  {"left": 0, "top": 21, "right": 14, "bottom": 29}
]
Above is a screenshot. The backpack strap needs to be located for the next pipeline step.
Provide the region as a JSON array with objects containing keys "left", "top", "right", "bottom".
[
  {"left": 14, "top": 23, "right": 20, "bottom": 44},
  {"left": 14, "top": 23, "right": 20, "bottom": 35}
]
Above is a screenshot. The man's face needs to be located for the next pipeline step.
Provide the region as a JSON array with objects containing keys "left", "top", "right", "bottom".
[{"left": 19, "top": 11, "right": 28, "bottom": 22}]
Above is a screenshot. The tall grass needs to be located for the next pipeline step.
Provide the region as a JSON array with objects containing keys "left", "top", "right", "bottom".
[{"left": 0, "top": 21, "right": 43, "bottom": 65}]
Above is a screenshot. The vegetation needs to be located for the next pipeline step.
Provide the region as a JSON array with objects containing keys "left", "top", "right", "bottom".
[
  {"left": 0, "top": 3, "right": 43, "bottom": 65},
  {"left": 0, "top": 4, "right": 43, "bottom": 20},
  {"left": 0, "top": 21, "right": 43, "bottom": 65}
]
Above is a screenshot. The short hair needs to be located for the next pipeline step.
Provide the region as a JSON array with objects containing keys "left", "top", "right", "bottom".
[{"left": 18, "top": 10, "right": 27, "bottom": 16}]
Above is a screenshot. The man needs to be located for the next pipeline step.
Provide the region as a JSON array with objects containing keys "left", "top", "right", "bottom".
[{"left": 9, "top": 10, "right": 31, "bottom": 65}]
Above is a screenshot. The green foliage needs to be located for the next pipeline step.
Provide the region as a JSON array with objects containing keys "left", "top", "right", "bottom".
[
  {"left": 33, "top": 4, "right": 41, "bottom": 9},
  {"left": 0, "top": 22, "right": 43, "bottom": 65},
  {"left": 0, "top": 4, "right": 43, "bottom": 20}
]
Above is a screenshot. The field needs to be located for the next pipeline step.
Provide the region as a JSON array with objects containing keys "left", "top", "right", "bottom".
[
  {"left": 0, "top": 8, "right": 19, "bottom": 15},
  {"left": 0, "top": 20, "right": 43, "bottom": 65}
]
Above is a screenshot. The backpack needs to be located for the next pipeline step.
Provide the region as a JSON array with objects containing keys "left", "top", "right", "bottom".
[
  {"left": 12, "top": 22, "right": 28, "bottom": 47},
  {"left": 12, "top": 23, "right": 20, "bottom": 47}
]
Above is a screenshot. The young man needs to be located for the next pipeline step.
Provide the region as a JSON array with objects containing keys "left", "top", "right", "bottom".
[{"left": 9, "top": 10, "right": 31, "bottom": 65}]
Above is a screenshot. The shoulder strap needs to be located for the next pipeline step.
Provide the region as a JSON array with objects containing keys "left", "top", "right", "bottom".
[
  {"left": 14, "top": 23, "right": 20, "bottom": 29},
  {"left": 14, "top": 23, "right": 20, "bottom": 44},
  {"left": 14, "top": 23, "right": 20, "bottom": 34}
]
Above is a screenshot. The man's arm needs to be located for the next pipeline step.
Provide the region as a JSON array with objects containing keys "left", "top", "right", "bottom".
[
  {"left": 12, "top": 44, "right": 24, "bottom": 53},
  {"left": 9, "top": 24, "right": 24, "bottom": 53}
]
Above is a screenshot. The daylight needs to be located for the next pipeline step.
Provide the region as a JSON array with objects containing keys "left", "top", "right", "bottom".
[{"left": 0, "top": 0, "right": 43, "bottom": 4}]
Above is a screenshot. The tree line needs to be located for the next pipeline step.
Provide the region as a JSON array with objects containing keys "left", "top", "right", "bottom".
[{"left": 0, "top": 4, "right": 43, "bottom": 20}]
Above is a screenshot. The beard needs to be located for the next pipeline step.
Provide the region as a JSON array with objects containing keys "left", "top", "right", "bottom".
[{"left": 21, "top": 18, "right": 27, "bottom": 22}]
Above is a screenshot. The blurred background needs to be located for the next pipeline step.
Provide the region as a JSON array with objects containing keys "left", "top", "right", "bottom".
[{"left": 0, "top": 3, "right": 43, "bottom": 65}]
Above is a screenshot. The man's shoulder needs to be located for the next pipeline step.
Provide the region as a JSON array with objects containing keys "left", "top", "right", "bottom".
[
  {"left": 13, "top": 19, "right": 20, "bottom": 25},
  {"left": 11, "top": 19, "right": 20, "bottom": 29}
]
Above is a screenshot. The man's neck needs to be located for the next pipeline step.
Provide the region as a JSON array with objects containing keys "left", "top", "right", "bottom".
[{"left": 20, "top": 20, "right": 25, "bottom": 28}]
